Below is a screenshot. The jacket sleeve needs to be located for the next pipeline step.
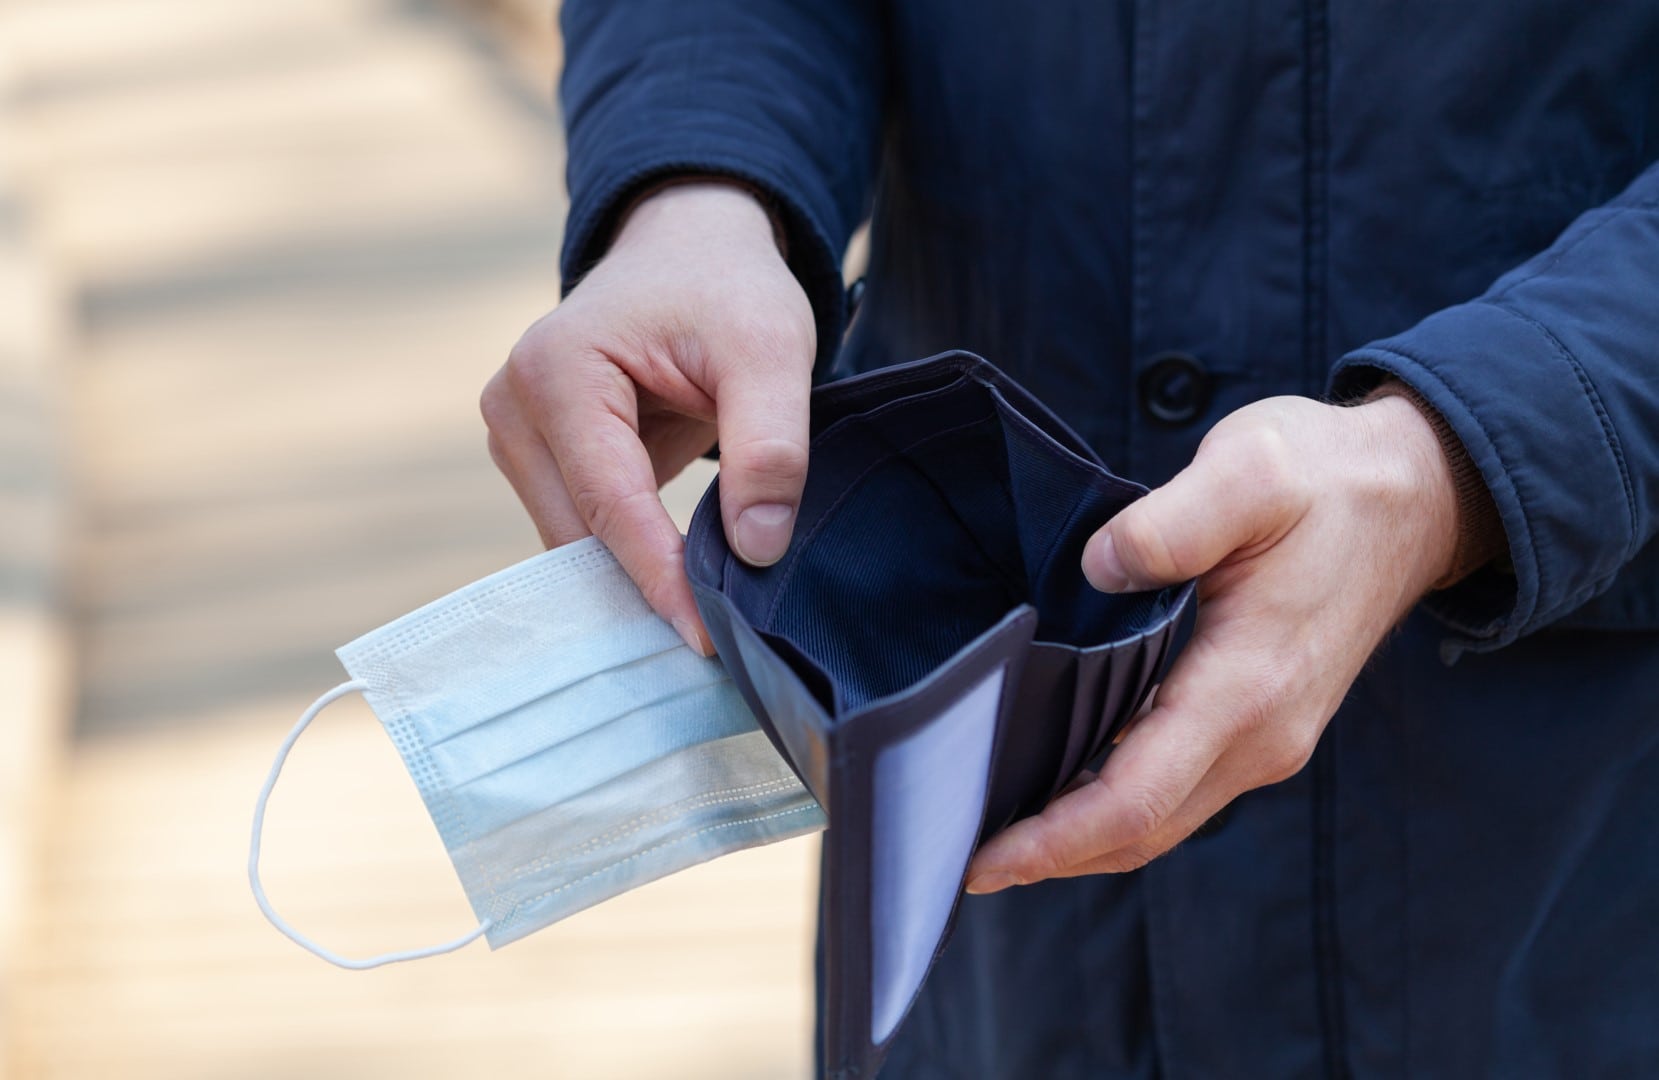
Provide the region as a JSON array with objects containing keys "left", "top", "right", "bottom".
[
  {"left": 1330, "top": 163, "right": 1659, "bottom": 659},
  {"left": 557, "top": 0, "right": 887, "bottom": 376}
]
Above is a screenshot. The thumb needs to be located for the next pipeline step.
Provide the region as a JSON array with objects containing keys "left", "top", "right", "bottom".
[
  {"left": 714, "top": 353, "right": 812, "bottom": 567},
  {"left": 1083, "top": 436, "right": 1302, "bottom": 592}
]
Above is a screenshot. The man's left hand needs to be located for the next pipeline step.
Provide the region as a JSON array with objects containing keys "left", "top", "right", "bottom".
[{"left": 966, "top": 393, "right": 1459, "bottom": 892}]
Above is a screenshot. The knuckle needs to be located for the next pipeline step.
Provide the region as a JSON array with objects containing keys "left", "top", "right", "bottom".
[
  {"left": 578, "top": 487, "right": 662, "bottom": 557},
  {"left": 502, "top": 344, "right": 547, "bottom": 403},
  {"left": 505, "top": 333, "right": 636, "bottom": 433},
  {"left": 1223, "top": 421, "right": 1306, "bottom": 508},
  {"left": 1233, "top": 703, "right": 1276, "bottom": 749},
  {"left": 505, "top": 324, "right": 554, "bottom": 374},
  {"left": 567, "top": 359, "right": 634, "bottom": 414},
  {"left": 565, "top": 473, "right": 629, "bottom": 536},
  {"left": 479, "top": 374, "right": 514, "bottom": 432},
  {"left": 1117, "top": 783, "right": 1178, "bottom": 842},
  {"left": 1019, "top": 827, "right": 1075, "bottom": 883},
  {"left": 1262, "top": 746, "right": 1310, "bottom": 785},
  {"left": 720, "top": 306, "right": 815, "bottom": 367},
  {"left": 504, "top": 320, "right": 581, "bottom": 399},
  {"left": 1115, "top": 510, "right": 1184, "bottom": 581},
  {"left": 720, "top": 436, "right": 809, "bottom": 488},
  {"left": 1264, "top": 726, "right": 1322, "bottom": 783}
]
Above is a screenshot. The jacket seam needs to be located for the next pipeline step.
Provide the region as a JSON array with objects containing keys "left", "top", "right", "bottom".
[
  {"left": 1128, "top": 8, "right": 1180, "bottom": 1075},
  {"left": 1302, "top": 1, "right": 1347, "bottom": 1075},
  {"left": 1128, "top": 0, "right": 1158, "bottom": 482},
  {"left": 1301, "top": 0, "right": 1331, "bottom": 395}
]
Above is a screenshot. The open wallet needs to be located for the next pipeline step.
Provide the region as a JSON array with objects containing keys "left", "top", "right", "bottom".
[{"left": 686, "top": 351, "right": 1197, "bottom": 1078}]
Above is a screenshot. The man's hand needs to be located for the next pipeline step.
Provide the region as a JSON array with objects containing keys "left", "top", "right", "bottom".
[
  {"left": 481, "top": 181, "right": 816, "bottom": 655},
  {"left": 966, "top": 393, "right": 1460, "bottom": 891}
]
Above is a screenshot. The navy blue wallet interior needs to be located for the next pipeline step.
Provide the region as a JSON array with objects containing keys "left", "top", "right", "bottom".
[{"left": 687, "top": 352, "right": 1195, "bottom": 1078}]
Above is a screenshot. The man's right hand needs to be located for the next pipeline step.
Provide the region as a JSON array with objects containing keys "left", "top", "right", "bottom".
[{"left": 481, "top": 181, "right": 816, "bottom": 655}]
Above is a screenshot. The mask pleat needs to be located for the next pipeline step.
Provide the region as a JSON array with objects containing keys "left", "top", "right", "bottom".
[
  {"left": 338, "top": 540, "right": 688, "bottom": 747},
  {"left": 461, "top": 728, "right": 824, "bottom": 942},
  {"left": 435, "top": 678, "right": 765, "bottom": 838},
  {"left": 424, "top": 649, "right": 734, "bottom": 785},
  {"left": 419, "top": 643, "right": 709, "bottom": 755}
]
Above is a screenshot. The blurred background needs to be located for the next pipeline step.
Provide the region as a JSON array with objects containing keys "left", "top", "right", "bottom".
[{"left": 0, "top": 0, "right": 820, "bottom": 1076}]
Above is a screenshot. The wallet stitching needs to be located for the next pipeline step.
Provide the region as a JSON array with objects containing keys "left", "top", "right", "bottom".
[{"left": 810, "top": 373, "right": 976, "bottom": 449}]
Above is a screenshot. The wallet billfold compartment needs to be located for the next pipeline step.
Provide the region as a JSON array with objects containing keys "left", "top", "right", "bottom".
[{"left": 686, "top": 351, "right": 1195, "bottom": 1079}]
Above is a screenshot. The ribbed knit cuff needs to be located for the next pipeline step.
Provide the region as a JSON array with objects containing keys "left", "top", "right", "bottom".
[{"left": 1363, "top": 379, "right": 1506, "bottom": 590}]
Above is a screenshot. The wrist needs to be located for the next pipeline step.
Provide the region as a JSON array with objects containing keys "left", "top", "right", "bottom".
[
  {"left": 1361, "top": 379, "right": 1506, "bottom": 591},
  {"left": 613, "top": 178, "right": 786, "bottom": 261},
  {"left": 1348, "top": 393, "right": 1462, "bottom": 596}
]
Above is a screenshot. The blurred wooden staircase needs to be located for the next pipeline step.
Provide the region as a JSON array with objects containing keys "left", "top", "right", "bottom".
[{"left": 0, "top": 2, "right": 817, "bottom": 1076}]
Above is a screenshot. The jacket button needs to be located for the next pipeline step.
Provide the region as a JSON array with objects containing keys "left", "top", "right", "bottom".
[
  {"left": 846, "top": 276, "right": 867, "bottom": 321},
  {"left": 1138, "top": 351, "right": 1211, "bottom": 425}
]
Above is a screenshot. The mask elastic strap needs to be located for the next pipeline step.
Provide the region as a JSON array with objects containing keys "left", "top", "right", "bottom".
[{"left": 249, "top": 678, "right": 492, "bottom": 969}]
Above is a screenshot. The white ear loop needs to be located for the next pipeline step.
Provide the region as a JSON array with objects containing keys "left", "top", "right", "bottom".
[{"left": 249, "top": 679, "right": 491, "bottom": 969}]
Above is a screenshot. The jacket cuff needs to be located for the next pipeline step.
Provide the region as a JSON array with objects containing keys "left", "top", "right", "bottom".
[{"left": 1330, "top": 300, "right": 1633, "bottom": 660}]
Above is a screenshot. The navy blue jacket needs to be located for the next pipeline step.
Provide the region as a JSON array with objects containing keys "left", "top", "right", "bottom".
[{"left": 558, "top": 4, "right": 1659, "bottom": 1076}]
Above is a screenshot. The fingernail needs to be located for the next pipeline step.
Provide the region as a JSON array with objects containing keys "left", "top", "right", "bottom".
[
  {"left": 1084, "top": 532, "right": 1131, "bottom": 593},
  {"left": 734, "top": 503, "right": 794, "bottom": 566},
  {"left": 965, "top": 871, "right": 1016, "bottom": 896},
  {"left": 672, "top": 617, "right": 712, "bottom": 657}
]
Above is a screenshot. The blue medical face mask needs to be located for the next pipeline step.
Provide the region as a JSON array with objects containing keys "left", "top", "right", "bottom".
[{"left": 249, "top": 535, "right": 825, "bottom": 969}]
